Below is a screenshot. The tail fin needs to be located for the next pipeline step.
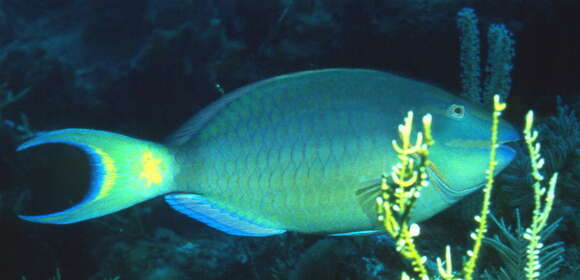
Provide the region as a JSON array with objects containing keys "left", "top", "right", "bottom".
[{"left": 17, "top": 129, "right": 177, "bottom": 224}]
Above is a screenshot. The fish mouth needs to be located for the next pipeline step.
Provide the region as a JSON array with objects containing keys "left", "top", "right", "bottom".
[
  {"left": 429, "top": 140, "right": 518, "bottom": 204},
  {"left": 498, "top": 119, "right": 521, "bottom": 144},
  {"left": 426, "top": 167, "right": 477, "bottom": 204}
]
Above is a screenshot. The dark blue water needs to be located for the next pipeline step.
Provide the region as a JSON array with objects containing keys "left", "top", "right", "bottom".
[{"left": 0, "top": 1, "right": 577, "bottom": 279}]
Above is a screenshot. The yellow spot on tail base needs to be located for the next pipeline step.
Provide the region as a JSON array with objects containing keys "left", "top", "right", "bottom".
[
  {"left": 92, "top": 146, "right": 117, "bottom": 200},
  {"left": 140, "top": 151, "right": 163, "bottom": 186}
]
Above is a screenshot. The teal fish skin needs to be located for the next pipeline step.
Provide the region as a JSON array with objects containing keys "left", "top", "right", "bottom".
[{"left": 169, "top": 68, "right": 519, "bottom": 234}]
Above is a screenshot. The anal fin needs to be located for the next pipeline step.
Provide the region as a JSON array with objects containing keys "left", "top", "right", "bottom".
[
  {"left": 165, "top": 194, "right": 286, "bottom": 237},
  {"left": 329, "top": 230, "right": 384, "bottom": 236}
]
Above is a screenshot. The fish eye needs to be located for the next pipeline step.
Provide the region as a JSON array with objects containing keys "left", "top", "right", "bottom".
[{"left": 447, "top": 104, "right": 465, "bottom": 120}]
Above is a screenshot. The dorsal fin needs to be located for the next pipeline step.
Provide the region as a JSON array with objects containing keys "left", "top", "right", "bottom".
[
  {"left": 165, "top": 193, "right": 286, "bottom": 236},
  {"left": 166, "top": 69, "right": 352, "bottom": 145},
  {"left": 166, "top": 89, "right": 246, "bottom": 145}
]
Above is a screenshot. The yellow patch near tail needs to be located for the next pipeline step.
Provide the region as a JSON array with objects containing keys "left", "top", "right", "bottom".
[{"left": 140, "top": 150, "right": 164, "bottom": 187}]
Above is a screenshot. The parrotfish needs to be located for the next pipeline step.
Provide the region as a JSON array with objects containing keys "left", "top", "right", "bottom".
[{"left": 17, "top": 69, "right": 519, "bottom": 236}]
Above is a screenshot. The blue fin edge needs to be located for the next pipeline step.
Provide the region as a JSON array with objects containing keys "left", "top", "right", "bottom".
[
  {"left": 165, "top": 194, "right": 286, "bottom": 237},
  {"left": 329, "top": 230, "right": 384, "bottom": 236},
  {"left": 17, "top": 130, "right": 109, "bottom": 224}
]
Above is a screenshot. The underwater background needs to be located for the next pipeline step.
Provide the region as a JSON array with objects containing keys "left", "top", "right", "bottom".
[{"left": 0, "top": 0, "right": 577, "bottom": 279}]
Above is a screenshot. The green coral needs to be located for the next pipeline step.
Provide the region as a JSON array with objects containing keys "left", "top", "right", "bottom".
[
  {"left": 0, "top": 82, "right": 30, "bottom": 123},
  {"left": 483, "top": 213, "right": 564, "bottom": 280},
  {"left": 20, "top": 267, "right": 120, "bottom": 280},
  {"left": 0, "top": 82, "right": 34, "bottom": 139},
  {"left": 457, "top": 8, "right": 515, "bottom": 105}
]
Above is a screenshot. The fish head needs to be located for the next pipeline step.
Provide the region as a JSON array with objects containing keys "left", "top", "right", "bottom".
[{"left": 414, "top": 93, "right": 520, "bottom": 202}]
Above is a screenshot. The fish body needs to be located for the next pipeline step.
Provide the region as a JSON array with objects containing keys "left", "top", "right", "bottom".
[{"left": 17, "top": 69, "right": 519, "bottom": 236}]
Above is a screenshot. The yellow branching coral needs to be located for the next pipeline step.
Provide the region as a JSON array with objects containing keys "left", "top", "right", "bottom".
[
  {"left": 376, "top": 111, "right": 433, "bottom": 279},
  {"left": 436, "top": 245, "right": 455, "bottom": 280},
  {"left": 462, "top": 94, "right": 506, "bottom": 280},
  {"left": 522, "top": 110, "right": 558, "bottom": 280}
]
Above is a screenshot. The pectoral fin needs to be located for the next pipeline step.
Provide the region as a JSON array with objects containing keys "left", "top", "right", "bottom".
[{"left": 354, "top": 179, "right": 383, "bottom": 227}]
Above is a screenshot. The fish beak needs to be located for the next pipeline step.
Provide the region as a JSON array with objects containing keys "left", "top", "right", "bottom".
[
  {"left": 498, "top": 119, "right": 521, "bottom": 144},
  {"left": 496, "top": 118, "right": 520, "bottom": 165}
]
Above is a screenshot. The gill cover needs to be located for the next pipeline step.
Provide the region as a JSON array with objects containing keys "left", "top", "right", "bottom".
[
  {"left": 422, "top": 99, "right": 519, "bottom": 199},
  {"left": 17, "top": 129, "right": 176, "bottom": 224}
]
